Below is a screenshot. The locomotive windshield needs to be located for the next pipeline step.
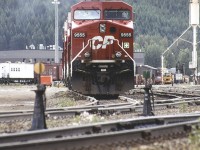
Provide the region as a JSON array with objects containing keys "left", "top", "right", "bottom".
[
  {"left": 104, "top": 10, "right": 131, "bottom": 20},
  {"left": 74, "top": 10, "right": 101, "bottom": 20}
]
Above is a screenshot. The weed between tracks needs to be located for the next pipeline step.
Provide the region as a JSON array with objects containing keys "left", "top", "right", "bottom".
[
  {"left": 179, "top": 103, "right": 187, "bottom": 113},
  {"left": 189, "top": 122, "right": 200, "bottom": 150},
  {"left": 48, "top": 91, "right": 77, "bottom": 107},
  {"left": 57, "top": 99, "right": 77, "bottom": 107}
]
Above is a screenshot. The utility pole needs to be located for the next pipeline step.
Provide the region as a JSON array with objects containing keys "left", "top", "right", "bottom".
[
  {"left": 189, "top": 0, "right": 199, "bottom": 84},
  {"left": 161, "top": 0, "right": 200, "bottom": 85},
  {"left": 52, "top": 0, "right": 60, "bottom": 63}
]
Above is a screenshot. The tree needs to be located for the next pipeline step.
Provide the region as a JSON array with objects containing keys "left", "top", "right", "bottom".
[
  {"left": 9, "top": 34, "right": 25, "bottom": 50},
  {"left": 0, "top": 35, "right": 7, "bottom": 50},
  {"left": 177, "top": 48, "right": 191, "bottom": 75},
  {"left": 0, "top": 0, "right": 193, "bottom": 52},
  {"left": 32, "top": 29, "right": 46, "bottom": 48},
  {"left": 136, "top": 34, "right": 169, "bottom": 68}
]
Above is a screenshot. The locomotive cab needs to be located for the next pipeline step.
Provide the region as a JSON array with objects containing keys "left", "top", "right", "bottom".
[{"left": 63, "top": 1, "right": 135, "bottom": 97}]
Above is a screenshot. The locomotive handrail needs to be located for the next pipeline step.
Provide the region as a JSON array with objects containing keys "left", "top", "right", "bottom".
[
  {"left": 112, "top": 39, "right": 136, "bottom": 78},
  {"left": 112, "top": 39, "right": 134, "bottom": 62},
  {"left": 71, "top": 39, "right": 93, "bottom": 76},
  {"left": 70, "top": 38, "right": 136, "bottom": 79}
]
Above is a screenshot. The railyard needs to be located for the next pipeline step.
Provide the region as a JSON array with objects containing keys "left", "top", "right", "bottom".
[
  {"left": 1, "top": 0, "right": 200, "bottom": 149},
  {"left": 0, "top": 84, "right": 200, "bottom": 149}
]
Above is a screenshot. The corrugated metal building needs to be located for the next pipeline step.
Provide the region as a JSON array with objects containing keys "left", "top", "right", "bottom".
[
  {"left": 0, "top": 50, "right": 144, "bottom": 65},
  {"left": 136, "top": 65, "right": 157, "bottom": 77},
  {"left": 0, "top": 50, "right": 62, "bottom": 63},
  {"left": 134, "top": 52, "right": 144, "bottom": 66}
]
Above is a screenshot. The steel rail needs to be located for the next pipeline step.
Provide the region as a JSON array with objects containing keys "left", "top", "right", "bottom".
[
  {"left": 0, "top": 100, "right": 131, "bottom": 115},
  {"left": 0, "top": 113, "right": 200, "bottom": 144},
  {"left": 0, "top": 97, "right": 200, "bottom": 123},
  {"left": 0, "top": 117, "right": 199, "bottom": 150},
  {"left": 0, "top": 91, "right": 194, "bottom": 116},
  {"left": 158, "top": 92, "right": 200, "bottom": 97}
]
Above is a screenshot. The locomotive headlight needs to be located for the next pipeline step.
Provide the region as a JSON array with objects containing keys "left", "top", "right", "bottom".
[
  {"left": 100, "top": 24, "right": 106, "bottom": 33},
  {"left": 84, "top": 52, "right": 90, "bottom": 58},
  {"left": 115, "top": 52, "right": 122, "bottom": 58}
]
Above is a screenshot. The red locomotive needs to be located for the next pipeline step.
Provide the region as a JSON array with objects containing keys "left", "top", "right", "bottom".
[{"left": 63, "top": 0, "right": 135, "bottom": 96}]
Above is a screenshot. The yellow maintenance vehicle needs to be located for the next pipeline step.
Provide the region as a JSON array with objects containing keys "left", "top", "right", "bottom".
[{"left": 163, "top": 73, "right": 173, "bottom": 84}]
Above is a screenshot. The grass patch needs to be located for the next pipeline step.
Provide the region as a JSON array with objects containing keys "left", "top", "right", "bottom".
[
  {"left": 179, "top": 103, "right": 187, "bottom": 113},
  {"left": 189, "top": 124, "right": 200, "bottom": 149},
  {"left": 57, "top": 98, "right": 77, "bottom": 107}
]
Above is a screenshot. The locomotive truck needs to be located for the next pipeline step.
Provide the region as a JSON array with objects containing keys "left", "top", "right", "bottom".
[{"left": 63, "top": 0, "right": 135, "bottom": 96}]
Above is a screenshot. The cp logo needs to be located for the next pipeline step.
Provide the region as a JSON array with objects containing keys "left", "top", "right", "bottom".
[{"left": 91, "top": 36, "right": 115, "bottom": 50}]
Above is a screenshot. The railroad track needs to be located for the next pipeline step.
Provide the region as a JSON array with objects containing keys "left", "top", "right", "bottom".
[
  {"left": 0, "top": 113, "right": 199, "bottom": 150},
  {"left": 0, "top": 103, "right": 135, "bottom": 123},
  {"left": 0, "top": 86, "right": 200, "bottom": 149},
  {"left": 0, "top": 91, "right": 200, "bottom": 123}
]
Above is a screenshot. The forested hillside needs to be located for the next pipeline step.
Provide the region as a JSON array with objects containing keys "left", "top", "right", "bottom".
[
  {"left": 0, "top": 0, "right": 196, "bottom": 73},
  {"left": 126, "top": 0, "right": 194, "bottom": 74},
  {"left": 0, "top": 0, "right": 78, "bottom": 50}
]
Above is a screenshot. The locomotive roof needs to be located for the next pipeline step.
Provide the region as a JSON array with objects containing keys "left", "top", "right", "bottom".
[
  {"left": 81, "top": 0, "right": 122, "bottom": 1},
  {"left": 72, "top": 1, "right": 132, "bottom": 10}
]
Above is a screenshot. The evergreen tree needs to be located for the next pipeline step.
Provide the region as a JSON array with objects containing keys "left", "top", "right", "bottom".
[{"left": 0, "top": 0, "right": 197, "bottom": 74}]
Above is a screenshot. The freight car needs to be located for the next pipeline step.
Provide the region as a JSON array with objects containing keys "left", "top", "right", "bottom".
[
  {"left": 40, "top": 63, "right": 62, "bottom": 81},
  {"left": 63, "top": 0, "right": 135, "bottom": 96},
  {"left": 0, "top": 62, "right": 63, "bottom": 84},
  {"left": 38, "top": 63, "right": 63, "bottom": 86},
  {"left": 0, "top": 62, "right": 34, "bottom": 84}
]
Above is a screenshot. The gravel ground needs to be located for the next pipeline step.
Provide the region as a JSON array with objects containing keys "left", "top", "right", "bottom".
[
  {"left": 0, "top": 84, "right": 200, "bottom": 149},
  {"left": 0, "top": 85, "right": 89, "bottom": 111}
]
